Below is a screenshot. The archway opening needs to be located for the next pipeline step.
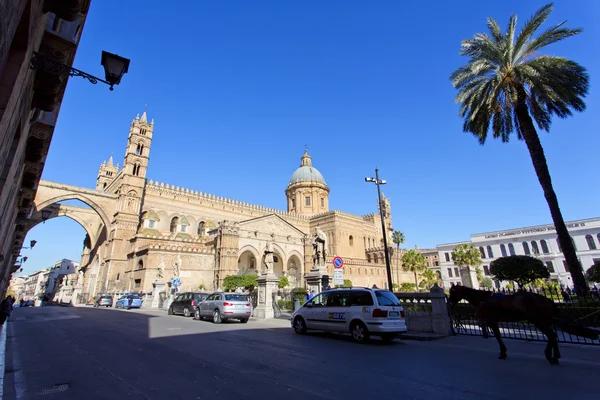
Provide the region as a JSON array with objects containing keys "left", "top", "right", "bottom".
[
  {"left": 286, "top": 254, "right": 303, "bottom": 288},
  {"left": 237, "top": 250, "right": 257, "bottom": 275}
]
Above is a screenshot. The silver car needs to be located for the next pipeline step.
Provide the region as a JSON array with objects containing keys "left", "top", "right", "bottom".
[{"left": 197, "top": 292, "right": 252, "bottom": 323}]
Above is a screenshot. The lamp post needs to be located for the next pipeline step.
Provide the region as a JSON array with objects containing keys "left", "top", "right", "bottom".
[
  {"left": 30, "top": 50, "right": 130, "bottom": 91},
  {"left": 41, "top": 208, "right": 52, "bottom": 223},
  {"left": 365, "top": 168, "right": 393, "bottom": 290},
  {"left": 22, "top": 240, "right": 37, "bottom": 249}
]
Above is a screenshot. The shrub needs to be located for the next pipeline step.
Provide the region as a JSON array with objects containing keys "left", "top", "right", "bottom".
[
  {"left": 277, "top": 300, "right": 294, "bottom": 310},
  {"left": 480, "top": 277, "right": 494, "bottom": 289},
  {"left": 222, "top": 275, "right": 258, "bottom": 291},
  {"left": 291, "top": 287, "right": 307, "bottom": 302},
  {"left": 398, "top": 283, "right": 416, "bottom": 292},
  {"left": 585, "top": 262, "right": 600, "bottom": 283}
]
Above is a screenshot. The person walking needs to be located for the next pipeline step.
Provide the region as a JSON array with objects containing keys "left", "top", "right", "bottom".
[{"left": 0, "top": 296, "right": 14, "bottom": 326}]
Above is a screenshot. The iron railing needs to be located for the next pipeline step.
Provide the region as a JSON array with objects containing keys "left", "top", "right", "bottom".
[{"left": 450, "top": 286, "right": 600, "bottom": 345}]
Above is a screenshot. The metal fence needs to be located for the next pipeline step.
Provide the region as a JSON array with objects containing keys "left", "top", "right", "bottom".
[{"left": 450, "top": 286, "right": 600, "bottom": 345}]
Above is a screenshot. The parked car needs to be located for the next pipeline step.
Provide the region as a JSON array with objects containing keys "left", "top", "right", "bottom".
[
  {"left": 168, "top": 292, "right": 209, "bottom": 317},
  {"left": 94, "top": 295, "right": 114, "bottom": 308},
  {"left": 291, "top": 287, "right": 408, "bottom": 343},
  {"left": 196, "top": 292, "right": 252, "bottom": 323},
  {"left": 115, "top": 294, "right": 143, "bottom": 309}
]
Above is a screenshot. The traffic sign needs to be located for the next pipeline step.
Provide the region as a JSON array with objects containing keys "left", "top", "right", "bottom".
[
  {"left": 172, "top": 277, "right": 181, "bottom": 287},
  {"left": 333, "top": 256, "right": 344, "bottom": 269},
  {"left": 333, "top": 269, "right": 344, "bottom": 285}
]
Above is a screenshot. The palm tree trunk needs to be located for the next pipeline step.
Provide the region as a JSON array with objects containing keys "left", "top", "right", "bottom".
[
  {"left": 515, "top": 87, "right": 588, "bottom": 295},
  {"left": 414, "top": 271, "right": 419, "bottom": 292}
]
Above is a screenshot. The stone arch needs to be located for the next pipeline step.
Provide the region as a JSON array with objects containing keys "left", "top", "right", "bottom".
[
  {"left": 27, "top": 204, "right": 99, "bottom": 248},
  {"left": 33, "top": 193, "right": 111, "bottom": 234},
  {"left": 238, "top": 245, "right": 260, "bottom": 275}
]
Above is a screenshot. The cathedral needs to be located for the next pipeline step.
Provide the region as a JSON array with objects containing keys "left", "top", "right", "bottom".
[{"left": 81, "top": 111, "right": 397, "bottom": 295}]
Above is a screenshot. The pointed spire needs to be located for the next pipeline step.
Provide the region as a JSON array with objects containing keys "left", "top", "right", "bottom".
[
  {"left": 107, "top": 154, "right": 114, "bottom": 167},
  {"left": 140, "top": 109, "right": 147, "bottom": 123}
]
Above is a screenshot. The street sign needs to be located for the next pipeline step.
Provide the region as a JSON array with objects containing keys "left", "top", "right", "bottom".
[
  {"left": 172, "top": 277, "right": 181, "bottom": 287},
  {"left": 333, "top": 256, "right": 344, "bottom": 269},
  {"left": 333, "top": 269, "right": 344, "bottom": 286}
]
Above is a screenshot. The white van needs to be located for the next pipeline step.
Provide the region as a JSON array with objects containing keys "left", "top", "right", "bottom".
[{"left": 291, "top": 287, "right": 408, "bottom": 343}]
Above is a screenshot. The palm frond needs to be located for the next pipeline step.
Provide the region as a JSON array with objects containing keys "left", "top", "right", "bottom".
[
  {"left": 487, "top": 17, "right": 503, "bottom": 43},
  {"left": 523, "top": 24, "right": 581, "bottom": 56},
  {"left": 513, "top": 3, "right": 554, "bottom": 62},
  {"left": 505, "top": 14, "right": 518, "bottom": 64}
]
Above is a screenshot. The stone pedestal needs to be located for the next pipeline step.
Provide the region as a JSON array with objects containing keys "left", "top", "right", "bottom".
[
  {"left": 460, "top": 267, "right": 480, "bottom": 290},
  {"left": 254, "top": 273, "right": 279, "bottom": 319},
  {"left": 71, "top": 285, "right": 84, "bottom": 305},
  {"left": 151, "top": 281, "right": 167, "bottom": 309},
  {"left": 304, "top": 266, "right": 328, "bottom": 294}
]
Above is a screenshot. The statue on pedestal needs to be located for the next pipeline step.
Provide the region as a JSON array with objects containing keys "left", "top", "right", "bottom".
[
  {"left": 173, "top": 254, "right": 181, "bottom": 277},
  {"left": 312, "top": 226, "right": 328, "bottom": 267},
  {"left": 264, "top": 239, "right": 274, "bottom": 273}
]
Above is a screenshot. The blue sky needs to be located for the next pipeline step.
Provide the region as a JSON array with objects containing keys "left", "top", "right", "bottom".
[{"left": 20, "top": 0, "right": 599, "bottom": 275}]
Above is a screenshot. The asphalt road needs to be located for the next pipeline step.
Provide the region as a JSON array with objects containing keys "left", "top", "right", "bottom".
[{"left": 2, "top": 305, "right": 599, "bottom": 400}]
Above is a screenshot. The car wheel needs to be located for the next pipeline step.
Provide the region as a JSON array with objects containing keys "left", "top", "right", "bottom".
[
  {"left": 380, "top": 333, "right": 397, "bottom": 343},
  {"left": 350, "top": 321, "right": 370, "bottom": 343},
  {"left": 194, "top": 309, "right": 201, "bottom": 320},
  {"left": 183, "top": 307, "right": 191, "bottom": 318},
  {"left": 240, "top": 318, "right": 249, "bottom": 324},
  {"left": 168, "top": 306, "right": 173, "bottom": 315},
  {"left": 213, "top": 310, "right": 222, "bottom": 324},
  {"left": 293, "top": 317, "right": 307, "bottom": 334}
]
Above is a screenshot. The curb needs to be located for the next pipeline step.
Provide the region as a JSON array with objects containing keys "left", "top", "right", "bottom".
[{"left": 0, "top": 321, "right": 7, "bottom": 399}]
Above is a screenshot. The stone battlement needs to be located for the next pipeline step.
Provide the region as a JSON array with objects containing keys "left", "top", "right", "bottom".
[{"left": 146, "top": 180, "right": 310, "bottom": 221}]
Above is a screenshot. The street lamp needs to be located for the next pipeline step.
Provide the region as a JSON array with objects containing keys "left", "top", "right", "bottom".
[
  {"left": 30, "top": 50, "right": 130, "bottom": 91},
  {"left": 41, "top": 208, "right": 52, "bottom": 223},
  {"left": 22, "top": 240, "right": 37, "bottom": 249},
  {"left": 365, "top": 168, "right": 393, "bottom": 290}
]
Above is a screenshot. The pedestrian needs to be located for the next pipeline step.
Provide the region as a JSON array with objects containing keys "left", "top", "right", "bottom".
[
  {"left": 310, "top": 290, "right": 316, "bottom": 299},
  {"left": 0, "top": 296, "right": 14, "bottom": 326},
  {"left": 304, "top": 290, "right": 311, "bottom": 302}
]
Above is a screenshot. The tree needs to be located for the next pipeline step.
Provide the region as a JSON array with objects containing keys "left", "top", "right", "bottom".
[
  {"left": 490, "top": 255, "right": 550, "bottom": 289},
  {"left": 480, "top": 277, "right": 494, "bottom": 289},
  {"left": 278, "top": 276, "right": 290, "bottom": 289},
  {"left": 401, "top": 249, "right": 427, "bottom": 290},
  {"left": 585, "top": 262, "right": 600, "bottom": 283},
  {"left": 222, "top": 275, "right": 258, "bottom": 291},
  {"left": 399, "top": 283, "right": 416, "bottom": 292},
  {"left": 451, "top": 244, "right": 482, "bottom": 284},
  {"left": 419, "top": 269, "right": 441, "bottom": 291},
  {"left": 450, "top": 3, "right": 589, "bottom": 294},
  {"left": 342, "top": 279, "right": 353, "bottom": 288},
  {"left": 391, "top": 230, "right": 405, "bottom": 287}
]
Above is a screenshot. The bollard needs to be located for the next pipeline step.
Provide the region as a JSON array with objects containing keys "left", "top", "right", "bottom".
[{"left": 294, "top": 299, "right": 300, "bottom": 312}]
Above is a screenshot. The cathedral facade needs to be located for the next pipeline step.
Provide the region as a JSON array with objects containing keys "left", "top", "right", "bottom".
[{"left": 82, "top": 112, "right": 398, "bottom": 295}]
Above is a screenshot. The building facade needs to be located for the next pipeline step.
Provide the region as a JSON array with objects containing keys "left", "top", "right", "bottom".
[
  {"left": 0, "top": 0, "right": 92, "bottom": 297},
  {"left": 75, "top": 111, "right": 402, "bottom": 297},
  {"left": 11, "top": 258, "right": 78, "bottom": 301},
  {"left": 435, "top": 218, "right": 600, "bottom": 289}
]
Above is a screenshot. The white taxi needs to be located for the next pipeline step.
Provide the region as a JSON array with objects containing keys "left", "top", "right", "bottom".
[{"left": 291, "top": 287, "right": 408, "bottom": 343}]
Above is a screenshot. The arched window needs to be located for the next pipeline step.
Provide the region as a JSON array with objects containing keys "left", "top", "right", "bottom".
[
  {"left": 349, "top": 235, "right": 354, "bottom": 246},
  {"left": 540, "top": 240, "right": 549, "bottom": 254},
  {"left": 140, "top": 128, "right": 146, "bottom": 135},
  {"left": 374, "top": 255, "right": 379, "bottom": 264},
  {"left": 531, "top": 241, "right": 540, "bottom": 255},
  {"left": 500, "top": 244, "right": 507, "bottom": 257},
  {"left": 508, "top": 243, "right": 515, "bottom": 256},
  {"left": 197, "top": 221, "right": 205, "bottom": 235},
  {"left": 479, "top": 246, "right": 485, "bottom": 258},
  {"left": 103, "top": 183, "right": 107, "bottom": 189},
  {"left": 586, "top": 234, "right": 597, "bottom": 250},
  {"left": 132, "top": 164, "right": 140, "bottom": 176},
  {"left": 170, "top": 217, "right": 179, "bottom": 233},
  {"left": 367, "top": 255, "right": 371, "bottom": 263},
  {"left": 137, "top": 260, "right": 143, "bottom": 270},
  {"left": 522, "top": 241, "right": 531, "bottom": 255},
  {"left": 486, "top": 245, "right": 494, "bottom": 258},
  {"left": 136, "top": 143, "right": 144, "bottom": 155},
  {"left": 436, "top": 271, "right": 441, "bottom": 279}
]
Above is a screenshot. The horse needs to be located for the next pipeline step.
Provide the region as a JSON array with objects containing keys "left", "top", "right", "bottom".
[{"left": 448, "top": 285, "right": 599, "bottom": 365}]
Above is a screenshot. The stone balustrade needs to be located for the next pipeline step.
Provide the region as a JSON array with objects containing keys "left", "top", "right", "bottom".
[{"left": 394, "top": 285, "right": 452, "bottom": 336}]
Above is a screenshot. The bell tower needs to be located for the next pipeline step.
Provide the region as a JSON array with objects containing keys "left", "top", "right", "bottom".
[{"left": 96, "top": 155, "right": 119, "bottom": 191}]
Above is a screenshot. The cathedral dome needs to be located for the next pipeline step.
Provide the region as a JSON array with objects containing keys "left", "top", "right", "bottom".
[{"left": 288, "top": 150, "right": 326, "bottom": 186}]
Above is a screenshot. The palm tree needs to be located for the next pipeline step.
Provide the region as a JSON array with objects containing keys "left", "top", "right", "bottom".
[
  {"left": 391, "top": 230, "right": 405, "bottom": 287},
  {"left": 450, "top": 3, "right": 589, "bottom": 294},
  {"left": 451, "top": 244, "right": 482, "bottom": 288},
  {"left": 401, "top": 249, "right": 427, "bottom": 290}
]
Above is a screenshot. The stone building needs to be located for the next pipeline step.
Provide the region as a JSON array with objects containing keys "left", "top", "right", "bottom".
[
  {"left": 75, "top": 111, "right": 400, "bottom": 296},
  {"left": 0, "top": 0, "right": 92, "bottom": 297}
]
